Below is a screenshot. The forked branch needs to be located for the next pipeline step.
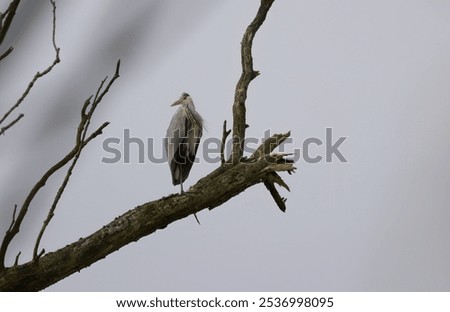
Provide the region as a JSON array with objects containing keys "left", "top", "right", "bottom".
[
  {"left": 231, "top": 0, "right": 275, "bottom": 162},
  {"left": 0, "top": 60, "right": 120, "bottom": 270},
  {"left": 32, "top": 61, "right": 120, "bottom": 260},
  {"left": 0, "top": 46, "right": 13, "bottom": 62}
]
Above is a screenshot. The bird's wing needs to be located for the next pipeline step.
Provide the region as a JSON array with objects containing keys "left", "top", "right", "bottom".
[
  {"left": 166, "top": 107, "right": 189, "bottom": 185},
  {"left": 165, "top": 105, "right": 203, "bottom": 185},
  {"left": 165, "top": 108, "right": 186, "bottom": 162}
]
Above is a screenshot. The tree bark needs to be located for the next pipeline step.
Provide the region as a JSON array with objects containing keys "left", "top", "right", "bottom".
[
  {"left": 231, "top": 0, "right": 275, "bottom": 162},
  {"left": 0, "top": 135, "right": 293, "bottom": 291}
]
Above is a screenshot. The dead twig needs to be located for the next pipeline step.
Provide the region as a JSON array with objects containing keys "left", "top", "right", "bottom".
[
  {"left": 0, "top": 60, "right": 120, "bottom": 269},
  {"left": 13, "top": 251, "right": 20, "bottom": 266},
  {"left": 250, "top": 131, "right": 291, "bottom": 161},
  {"left": 32, "top": 122, "right": 109, "bottom": 261},
  {"left": 220, "top": 120, "right": 231, "bottom": 164},
  {"left": 0, "top": 0, "right": 60, "bottom": 135},
  {"left": 32, "top": 61, "right": 120, "bottom": 261},
  {"left": 0, "top": 113, "right": 23, "bottom": 135},
  {"left": 0, "top": 0, "right": 297, "bottom": 291},
  {"left": 6, "top": 205, "right": 17, "bottom": 232},
  {"left": 0, "top": 46, "right": 13, "bottom": 62},
  {"left": 0, "top": 132, "right": 295, "bottom": 291}
]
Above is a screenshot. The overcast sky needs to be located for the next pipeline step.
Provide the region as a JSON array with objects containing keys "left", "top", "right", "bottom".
[{"left": 1, "top": 0, "right": 449, "bottom": 291}]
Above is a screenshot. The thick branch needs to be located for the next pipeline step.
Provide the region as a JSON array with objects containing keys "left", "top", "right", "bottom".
[
  {"left": 231, "top": 0, "right": 275, "bottom": 162},
  {"left": 0, "top": 132, "right": 294, "bottom": 291},
  {"left": 0, "top": 123, "right": 109, "bottom": 270}
]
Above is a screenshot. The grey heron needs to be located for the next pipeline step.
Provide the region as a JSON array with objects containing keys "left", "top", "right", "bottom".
[{"left": 165, "top": 92, "right": 203, "bottom": 194}]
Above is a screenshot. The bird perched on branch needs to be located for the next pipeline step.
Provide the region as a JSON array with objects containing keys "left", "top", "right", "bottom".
[{"left": 165, "top": 92, "right": 204, "bottom": 194}]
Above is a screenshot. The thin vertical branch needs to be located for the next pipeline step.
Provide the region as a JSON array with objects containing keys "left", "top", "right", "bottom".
[
  {"left": 0, "top": 0, "right": 21, "bottom": 46},
  {"left": 7, "top": 205, "right": 18, "bottom": 232},
  {"left": 0, "top": 0, "right": 60, "bottom": 134},
  {"left": 231, "top": 0, "right": 275, "bottom": 162},
  {"left": 220, "top": 120, "right": 231, "bottom": 164},
  {"left": 0, "top": 0, "right": 291, "bottom": 290}
]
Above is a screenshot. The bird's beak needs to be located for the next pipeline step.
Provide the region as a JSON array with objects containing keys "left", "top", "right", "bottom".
[{"left": 171, "top": 98, "right": 183, "bottom": 106}]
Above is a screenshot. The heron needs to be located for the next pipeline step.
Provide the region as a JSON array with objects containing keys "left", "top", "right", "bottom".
[{"left": 165, "top": 92, "right": 203, "bottom": 195}]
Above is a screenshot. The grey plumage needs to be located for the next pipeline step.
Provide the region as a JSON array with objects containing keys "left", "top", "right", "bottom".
[{"left": 165, "top": 92, "right": 203, "bottom": 193}]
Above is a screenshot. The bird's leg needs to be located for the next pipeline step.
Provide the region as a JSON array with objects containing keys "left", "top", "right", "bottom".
[
  {"left": 178, "top": 181, "right": 200, "bottom": 224},
  {"left": 180, "top": 182, "right": 200, "bottom": 224}
]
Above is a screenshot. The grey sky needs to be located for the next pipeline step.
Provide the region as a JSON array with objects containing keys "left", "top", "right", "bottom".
[{"left": 0, "top": 0, "right": 449, "bottom": 291}]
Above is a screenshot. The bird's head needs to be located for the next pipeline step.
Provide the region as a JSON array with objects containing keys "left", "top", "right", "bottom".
[{"left": 171, "top": 92, "right": 193, "bottom": 107}]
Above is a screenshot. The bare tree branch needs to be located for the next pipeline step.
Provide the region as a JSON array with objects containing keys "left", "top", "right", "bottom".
[
  {"left": 0, "top": 46, "right": 13, "bottom": 62},
  {"left": 49, "top": 0, "right": 58, "bottom": 53},
  {"left": 263, "top": 171, "right": 293, "bottom": 212},
  {"left": 220, "top": 120, "right": 231, "bottom": 164},
  {"left": 0, "top": 131, "right": 294, "bottom": 291},
  {"left": 0, "top": 0, "right": 293, "bottom": 291},
  {"left": 0, "top": 0, "right": 59, "bottom": 135},
  {"left": 0, "top": 113, "right": 23, "bottom": 135},
  {"left": 0, "top": 0, "right": 20, "bottom": 62},
  {"left": 264, "top": 178, "right": 287, "bottom": 212},
  {"left": 231, "top": 0, "right": 275, "bottom": 162},
  {"left": 6, "top": 205, "right": 17, "bottom": 232},
  {"left": 32, "top": 61, "right": 120, "bottom": 260},
  {"left": 13, "top": 252, "right": 20, "bottom": 266},
  {"left": 32, "top": 122, "right": 109, "bottom": 260},
  {"left": 0, "top": 0, "right": 20, "bottom": 46},
  {"left": 0, "top": 61, "right": 120, "bottom": 270},
  {"left": 250, "top": 131, "right": 291, "bottom": 161}
]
